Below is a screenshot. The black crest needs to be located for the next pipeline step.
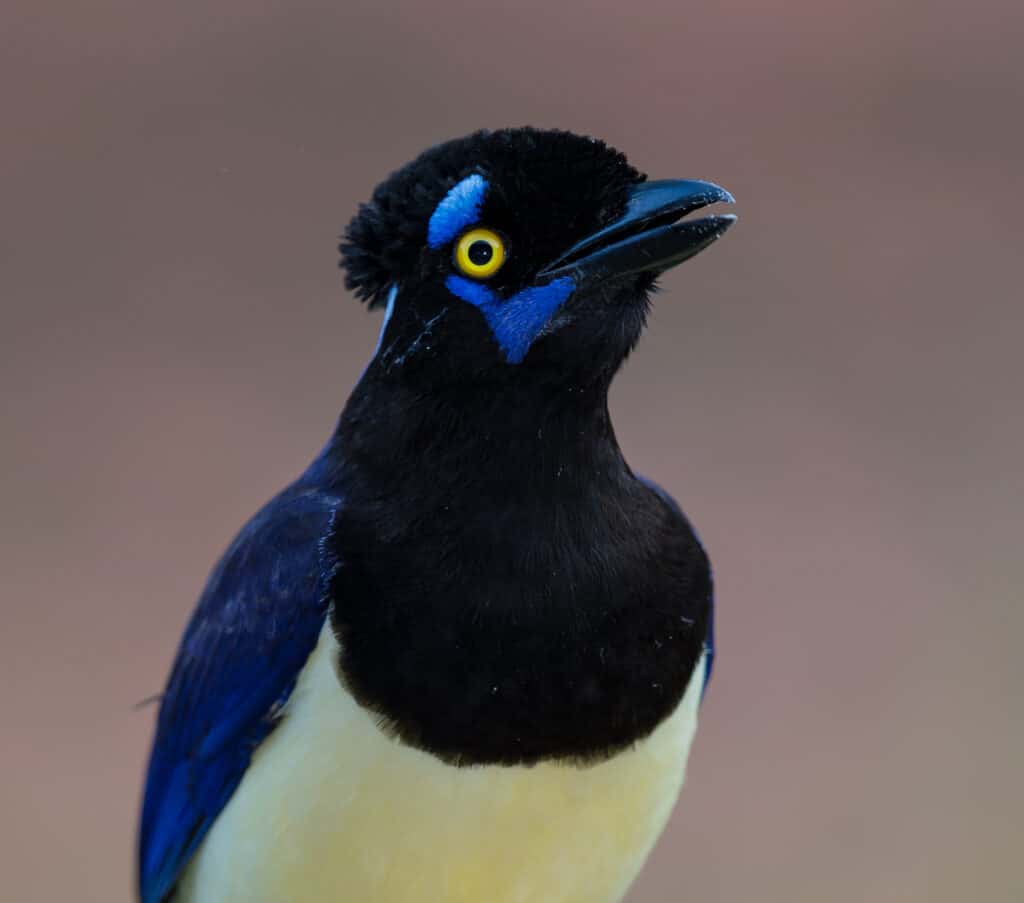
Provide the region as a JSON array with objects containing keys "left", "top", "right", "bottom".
[{"left": 339, "top": 128, "right": 643, "bottom": 307}]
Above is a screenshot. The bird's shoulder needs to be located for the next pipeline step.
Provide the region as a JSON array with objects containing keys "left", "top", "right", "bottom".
[{"left": 138, "top": 481, "right": 341, "bottom": 903}]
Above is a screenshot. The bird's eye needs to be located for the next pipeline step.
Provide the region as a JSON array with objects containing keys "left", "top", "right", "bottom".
[{"left": 454, "top": 228, "right": 506, "bottom": 280}]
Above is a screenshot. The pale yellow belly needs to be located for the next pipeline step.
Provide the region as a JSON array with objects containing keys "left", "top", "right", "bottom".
[{"left": 177, "top": 626, "right": 705, "bottom": 903}]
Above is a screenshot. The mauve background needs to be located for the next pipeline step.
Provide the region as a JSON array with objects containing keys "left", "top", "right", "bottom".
[{"left": 3, "top": 1, "right": 1022, "bottom": 900}]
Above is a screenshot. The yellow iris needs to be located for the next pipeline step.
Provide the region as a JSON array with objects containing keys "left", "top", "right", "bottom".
[{"left": 454, "top": 228, "right": 506, "bottom": 279}]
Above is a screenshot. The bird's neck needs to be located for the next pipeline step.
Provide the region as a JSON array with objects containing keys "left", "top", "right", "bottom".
[{"left": 321, "top": 367, "right": 627, "bottom": 505}]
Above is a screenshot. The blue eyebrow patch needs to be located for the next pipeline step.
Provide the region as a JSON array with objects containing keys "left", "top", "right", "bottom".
[
  {"left": 446, "top": 274, "right": 575, "bottom": 364},
  {"left": 427, "top": 174, "right": 489, "bottom": 249}
]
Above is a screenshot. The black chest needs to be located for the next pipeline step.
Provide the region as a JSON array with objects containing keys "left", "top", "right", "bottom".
[{"left": 322, "top": 383, "right": 711, "bottom": 766}]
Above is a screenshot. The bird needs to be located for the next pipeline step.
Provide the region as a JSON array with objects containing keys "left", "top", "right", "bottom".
[{"left": 138, "top": 127, "right": 736, "bottom": 903}]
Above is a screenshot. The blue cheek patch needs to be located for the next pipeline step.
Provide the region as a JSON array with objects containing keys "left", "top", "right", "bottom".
[
  {"left": 427, "top": 174, "right": 489, "bottom": 249},
  {"left": 446, "top": 275, "right": 575, "bottom": 364}
]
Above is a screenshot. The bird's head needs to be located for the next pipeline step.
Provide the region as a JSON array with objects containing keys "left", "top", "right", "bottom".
[{"left": 340, "top": 128, "right": 734, "bottom": 388}]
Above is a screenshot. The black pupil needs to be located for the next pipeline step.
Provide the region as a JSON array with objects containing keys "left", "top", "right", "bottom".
[{"left": 467, "top": 240, "right": 493, "bottom": 266}]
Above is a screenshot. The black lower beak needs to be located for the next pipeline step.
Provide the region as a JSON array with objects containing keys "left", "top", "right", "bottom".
[{"left": 535, "top": 179, "right": 736, "bottom": 289}]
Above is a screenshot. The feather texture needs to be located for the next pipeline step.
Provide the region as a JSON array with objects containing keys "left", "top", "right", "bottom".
[{"left": 138, "top": 481, "right": 341, "bottom": 903}]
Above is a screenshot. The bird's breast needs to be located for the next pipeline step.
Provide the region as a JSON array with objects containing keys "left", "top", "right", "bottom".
[
  {"left": 325, "top": 473, "right": 711, "bottom": 766},
  {"left": 177, "top": 624, "right": 705, "bottom": 903}
]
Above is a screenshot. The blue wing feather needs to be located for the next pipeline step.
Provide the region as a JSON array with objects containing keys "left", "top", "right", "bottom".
[
  {"left": 636, "top": 474, "right": 716, "bottom": 692},
  {"left": 138, "top": 481, "right": 341, "bottom": 903}
]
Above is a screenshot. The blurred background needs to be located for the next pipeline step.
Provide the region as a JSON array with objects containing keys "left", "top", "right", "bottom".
[{"left": 3, "top": 1, "right": 1022, "bottom": 900}]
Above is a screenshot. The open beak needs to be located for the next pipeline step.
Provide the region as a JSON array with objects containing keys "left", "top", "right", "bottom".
[{"left": 535, "top": 179, "right": 736, "bottom": 290}]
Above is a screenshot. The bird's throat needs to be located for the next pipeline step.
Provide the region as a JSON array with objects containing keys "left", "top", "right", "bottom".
[{"left": 330, "top": 366, "right": 625, "bottom": 502}]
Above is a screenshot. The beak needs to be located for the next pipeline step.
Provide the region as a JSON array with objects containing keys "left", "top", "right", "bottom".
[{"left": 535, "top": 179, "right": 736, "bottom": 289}]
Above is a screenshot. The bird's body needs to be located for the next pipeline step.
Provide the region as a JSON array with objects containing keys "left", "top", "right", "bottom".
[
  {"left": 139, "top": 129, "right": 735, "bottom": 903},
  {"left": 175, "top": 623, "right": 705, "bottom": 903}
]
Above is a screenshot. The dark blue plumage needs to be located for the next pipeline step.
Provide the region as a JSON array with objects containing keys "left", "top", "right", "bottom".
[{"left": 138, "top": 475, "right": 341, "bottom": 903}]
